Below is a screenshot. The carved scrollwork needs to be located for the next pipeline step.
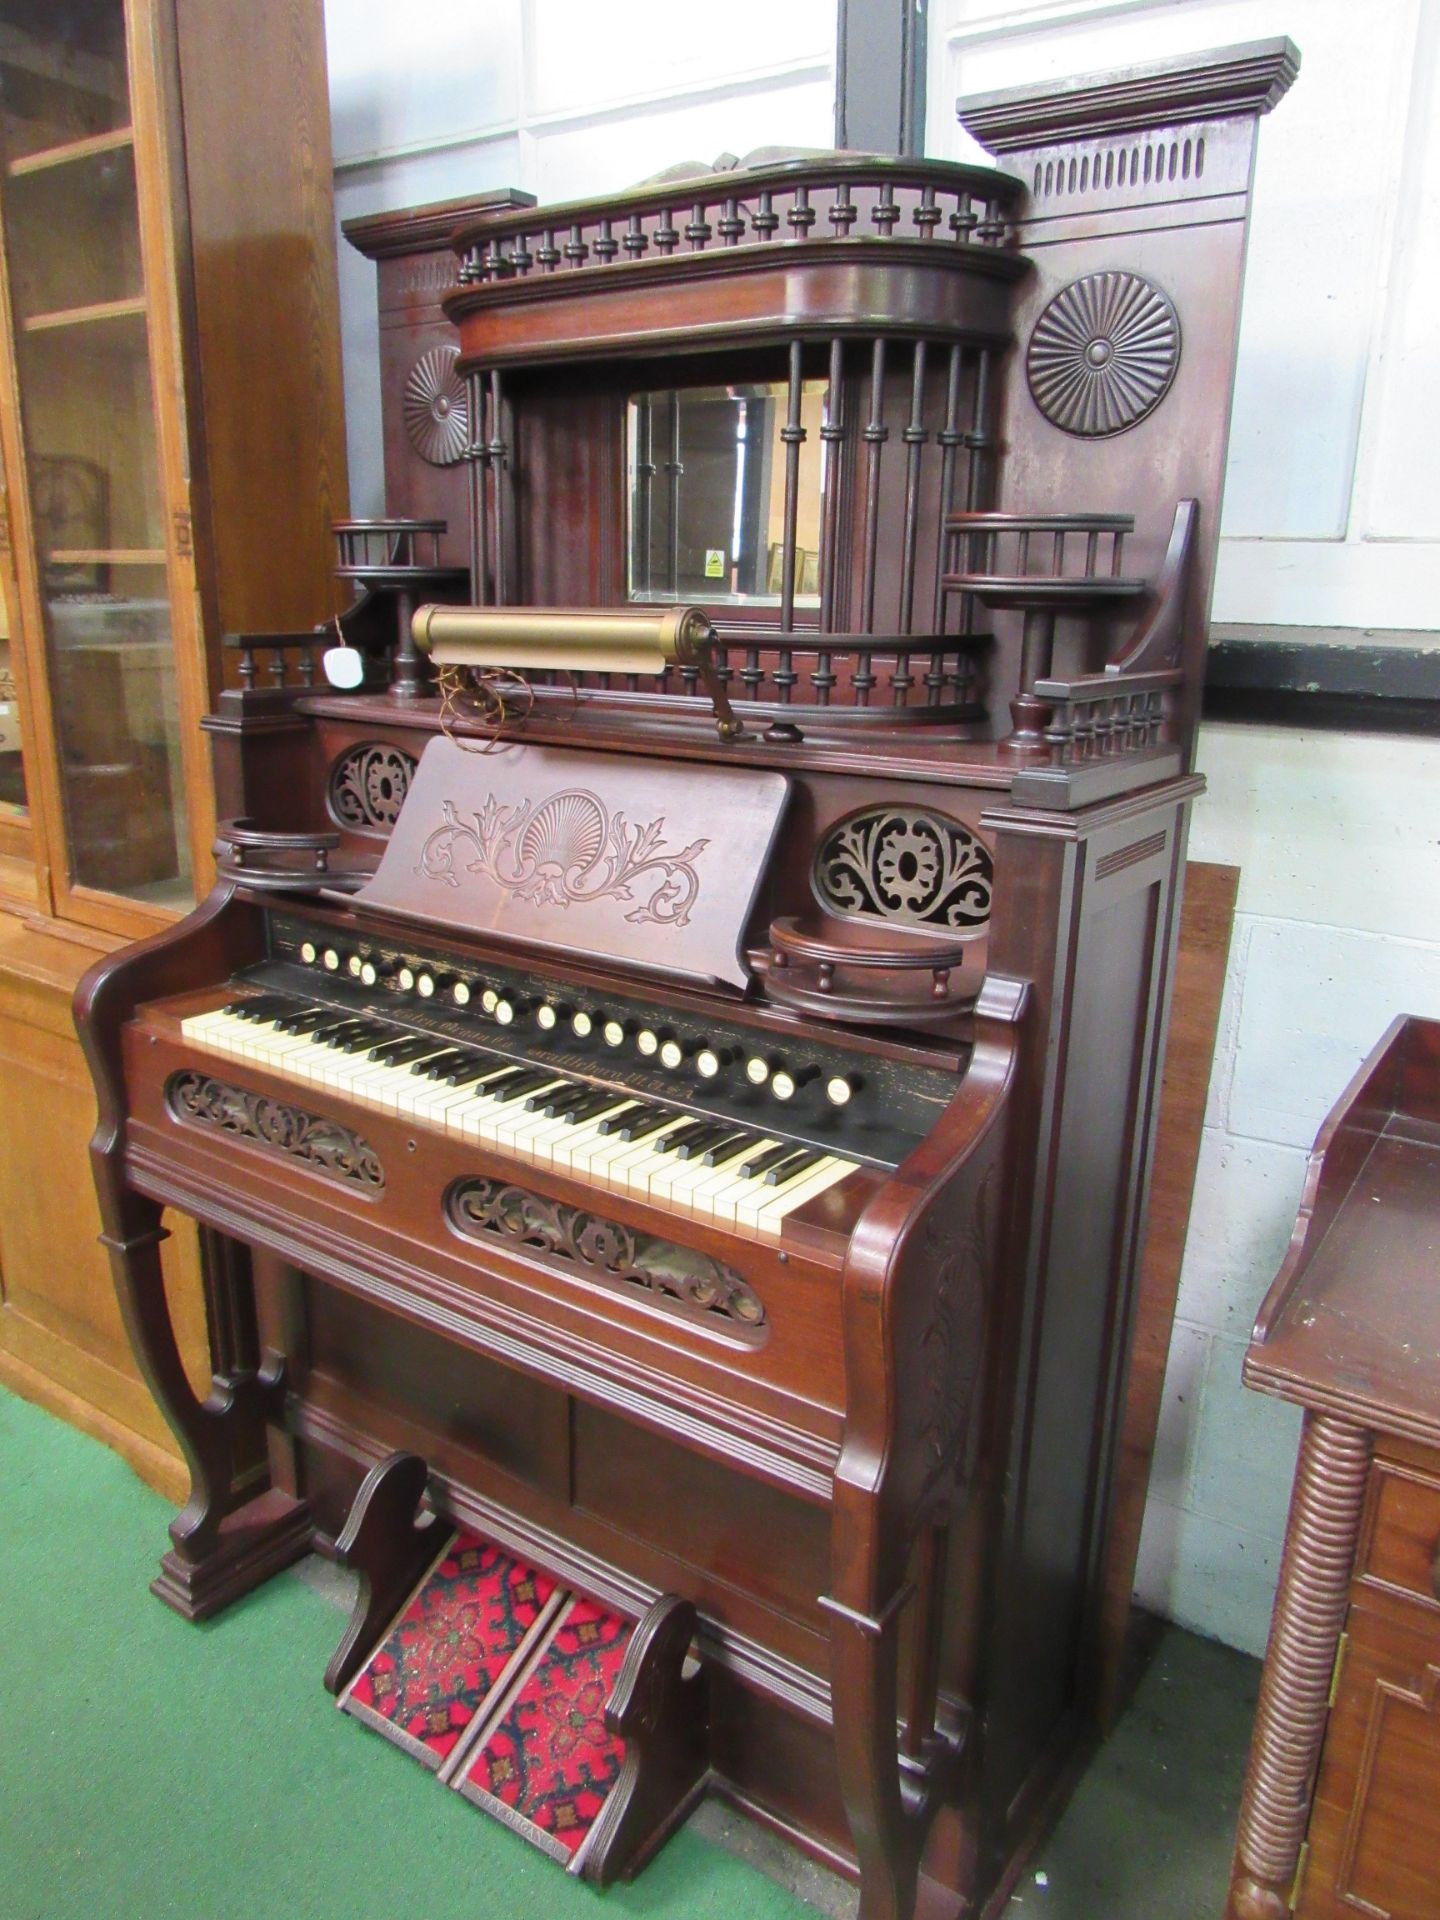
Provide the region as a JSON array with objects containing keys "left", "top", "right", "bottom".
[
  {"left": 328, "top": 742, "right": 417, "bottom": 831},
  {"left": 416, "top": 789, "right": 708, "bottom": 926},
  {"left": 913, "top": 1170, "right": 993, "bottom": 1519},
  {"left": 814, "top": 807, "right": 992, "bottom": 933},
  {"left": 1027, "top": 270, "right": 1180, "bottom": 437},
  {"left": 166, "top": 1072, "right": 384, "bottom": 1189},
  {"left": 446, "top": 1177, "right": 766, "bottom": 1341},
  {"left": 403, "top": 345, "right": 468, "bottom": 466}
]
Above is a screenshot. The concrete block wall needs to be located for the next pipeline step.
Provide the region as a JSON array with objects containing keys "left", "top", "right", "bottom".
[{"left": 1133, "top": 723, "right": 1440, "bottom": 1653}]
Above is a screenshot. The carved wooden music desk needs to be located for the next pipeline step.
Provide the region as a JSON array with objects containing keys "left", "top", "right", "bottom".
[
  {"left": 75, "top": 38, "right": 1296, "bottom": 1920},
  {"left": 1227, "top": 1016, "right": 1440, "bottom": 1920}
]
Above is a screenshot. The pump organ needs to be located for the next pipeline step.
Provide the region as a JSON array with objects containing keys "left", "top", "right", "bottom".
[{"left": 76, "top": 40, "right": 1296, "bottom": 1920}]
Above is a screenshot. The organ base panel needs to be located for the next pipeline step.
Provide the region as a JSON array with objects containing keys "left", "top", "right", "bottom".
[{"left": 75, "top": 38, "right": 1296, "bottom": 1920}]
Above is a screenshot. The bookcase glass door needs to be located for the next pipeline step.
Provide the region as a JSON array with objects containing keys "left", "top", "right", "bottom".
[{"left": 0, "top": 0, "right": 192, "bottom": 908}]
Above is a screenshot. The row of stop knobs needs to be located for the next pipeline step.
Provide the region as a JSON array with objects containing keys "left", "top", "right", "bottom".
[{"left": 299, "top": 939, "right": 859, "bottom": 1106}]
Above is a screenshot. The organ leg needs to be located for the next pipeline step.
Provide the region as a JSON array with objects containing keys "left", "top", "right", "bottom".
[
  {"left": 829, "top": 1593, "right": 917, "bottom": 1920},
  {"left": 100, "top": 1183, "right": 312, "bottom": 1619}
]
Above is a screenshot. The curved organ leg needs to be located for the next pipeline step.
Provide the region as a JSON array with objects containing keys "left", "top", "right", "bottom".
[{"left": 95, "top": 1146, "right": 311, "bottom": 1619}]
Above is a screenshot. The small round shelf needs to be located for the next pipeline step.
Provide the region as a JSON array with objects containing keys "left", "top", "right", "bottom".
[
  {"left": 215, "top": 818, "right": 373, "bottom": 896},
  {"left": 761, "top": 915, "right": 978, "bottom": 1027}
]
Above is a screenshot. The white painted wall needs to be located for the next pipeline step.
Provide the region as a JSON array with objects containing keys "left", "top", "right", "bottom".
[
  {"left": 319, "top": 1, "right": 1439, "bottom": 1657},
  {"left": 930, "top": 0, "right": 1440, "bottom": 631},
  {"left": 323, "top": 0, "right": 838, "bottom": 514},
  {"left": 930, "top": 0, "right": 1440, "bottom": 1654}
]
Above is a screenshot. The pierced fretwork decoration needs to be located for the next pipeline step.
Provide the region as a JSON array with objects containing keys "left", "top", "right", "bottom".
[
  {"left": 328, "top": 743, "right": 417, "bottom": 831},
  {"left": 814, "top": 807, "right": 993, "bottom": 933},
  {"left": 446, "top": 1178, "right": 766, "bottom": 1341},
  {"left": 166, "top": 1072, "right": 385, "bottom": 1188}
]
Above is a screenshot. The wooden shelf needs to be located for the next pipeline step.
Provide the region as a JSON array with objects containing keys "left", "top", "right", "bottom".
[
  {"left": 46, "top": 549, "right": 166, "bottom": 567},
  {"left": 22, "top": 296, "right": 145, "bottom": 335},
  {"left": 8, "top": 128, "right": 136, "bottom": 179}
]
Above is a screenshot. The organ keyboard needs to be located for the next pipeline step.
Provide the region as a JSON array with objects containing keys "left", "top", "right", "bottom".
[{"left": 75, "top": 44, "right": 1295, "bottom": 1920}]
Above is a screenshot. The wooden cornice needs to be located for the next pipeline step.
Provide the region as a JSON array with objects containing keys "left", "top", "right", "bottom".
[
  {"left": 343, "top": 188, "right": 536, "bottom": 261},
  {"left": 958, "top": 36, "right": 1300, "bottom": 151}
]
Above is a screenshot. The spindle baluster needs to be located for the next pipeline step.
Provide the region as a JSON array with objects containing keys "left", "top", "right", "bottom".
[
  {"left": 819, "top": 338, "right": 845, "bottom": 635},
  {"left": 860, "top": 339, "right": 888, "bottom": 634},
  {"left": 779, "top": 340, "right": 805, "bottom": 633},
  {"left": 898, "top": 340, "right": 928, "bottom": 634}
]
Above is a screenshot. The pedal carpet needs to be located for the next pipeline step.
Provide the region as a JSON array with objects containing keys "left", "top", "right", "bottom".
[
  {"left": 458, "top": 1592, "right": 634, "bottom": 1863},
  {"left": 342, "top": 1532, "right": 559, "bottom": 1770}
]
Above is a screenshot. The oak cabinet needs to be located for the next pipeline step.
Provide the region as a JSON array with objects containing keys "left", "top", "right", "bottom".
[{"left": 0, "top": 0, "right": 347, "bottom": 1489}]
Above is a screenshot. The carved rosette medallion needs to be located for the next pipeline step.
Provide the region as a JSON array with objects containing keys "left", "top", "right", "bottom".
[
  {"left": 446, "top": 1177, "right": 766, "bottom": 1340},
  {"left": 166, "top": 1072, "right": 384, "bottom": 1188},
  {"left": 416, "top": 789, "right": 708, "bottom": 926},
  {"left": 1026, "top": 271, "right": 1180, "bottom": 437},
  {"left": 814, "top": 807, "right": 992, "bottom": 932},
  {"left": 328, "top": 742, "right": 417, "bottom": 831},
  {"left": 403, "top": 344, "right": 468, "bottom": 466}
]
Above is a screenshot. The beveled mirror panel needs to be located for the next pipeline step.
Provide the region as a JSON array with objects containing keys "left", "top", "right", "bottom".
[{"left": 626, "top": 382, "right": 826, "bottom": 606}]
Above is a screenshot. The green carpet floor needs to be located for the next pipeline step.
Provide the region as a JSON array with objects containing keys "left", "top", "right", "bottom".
[{"left": 0, "top": 1385, "right": 813, "bottom": 1920}]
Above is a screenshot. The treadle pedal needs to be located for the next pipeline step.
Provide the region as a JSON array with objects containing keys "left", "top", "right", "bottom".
[
  {"left": 334, "top": 1513, "right": 705, "bottom": 1882},
  {"left": 338, "top": 1532, "right": 563, "bottom": 1772},
  {"left": 450, "top": 1591, "right": 634, "bottom": 1869}
]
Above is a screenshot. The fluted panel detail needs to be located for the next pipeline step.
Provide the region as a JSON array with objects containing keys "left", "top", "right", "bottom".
[{"left": 1228, "top": 1413, "right": 1372, "bottom": 1918}]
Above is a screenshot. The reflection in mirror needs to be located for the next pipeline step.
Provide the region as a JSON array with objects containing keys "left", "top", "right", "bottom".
[{"left": 627, "top": 382, "right": 826, "bottom": 605}]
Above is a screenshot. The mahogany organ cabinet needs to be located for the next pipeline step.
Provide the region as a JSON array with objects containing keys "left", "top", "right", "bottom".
[{"left": 76, "top": 39, "right": 1297, "bottom": 1920}]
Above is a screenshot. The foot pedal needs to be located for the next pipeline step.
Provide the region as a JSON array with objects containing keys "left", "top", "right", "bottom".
[
  {"left": 452, "top": 1592, "right": 633, "bottom": 1868},
  {"left": 340, "top": 1532, "right": 563, "bottom": 1772},
  {"left": 329, "top": 1452, "right": 709, "bottom": 1882}
]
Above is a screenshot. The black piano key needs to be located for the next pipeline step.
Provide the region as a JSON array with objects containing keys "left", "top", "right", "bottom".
[
  {"left": 460, "top": 1064, "right": 528, "bottom": 1095},
  {"left": 763, "top": 1150, "right": 824, "bottom": 1189},
  {"left": 607, "top": 1108, "right": 672, "bottom": 1143},
  {"left": 597, "top": 1101, "right": 658, "bottom": 1137},
  {"left": 701, "top": 1132, "right": 755, "bottom": 1168},
  {"left": 653, "top": 1120, "right": 715, "bottom": 1157},
  {"left": 737, "top": 1142, "right": 796, "bottom": 1180},
  {"left": 524, "top": 1078, "right": 582, "bottom": 1114},
  {"left": 228, "top": 993, "right": 298, "bottom": 1022},
  {"left": 271, "top": 1006, "right": 336, "bottom": 1034},
  {"left": 488, "top": 1069, "right": 557, "bottom": 1104},
  {"left": 561, "top": 1089, "right": 625, "bottom": 1125},
  {"left": 737, "top": 1144, "right": 794, "bottom": 1175},
  {"left": 543, "top": 1087, "right": 614, "bottom": 1124},
  {"left": 309, "top": 1019, "right": 374, "bottom": 1046},
  {"left": 329, "top": 1022, "right": 394, "bottom": 1052},
  {"left": 674, "top": 1124, "right": 736, "bottom": 1161},
  {"left": 369, "top": 1035, "right": 442, "bottom": 1065},
  {"left": 419, "top": 1048, "right": 479, "bottom": 1079},
  {"left": 445, "top": 1060, "right": 516, "bottom": 1090}
]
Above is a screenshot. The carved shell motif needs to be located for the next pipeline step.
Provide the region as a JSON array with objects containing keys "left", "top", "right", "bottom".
[
  {"left": 403, "top": 345, "right": 468, "bottom": 466},
  {"left": 518, "top": 791, "right": 607, "bottom": 876},
  {"left": 1026, "top": 271, "right": 1180, "bottom": 438}
]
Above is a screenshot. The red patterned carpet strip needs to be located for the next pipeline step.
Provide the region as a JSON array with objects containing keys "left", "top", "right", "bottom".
[
  {"left": 340, "top": 1531, "right": 563, "bottom": 1770},
  {"left": 456, "top": 1593, "right": 634, "bottom": 1867}
]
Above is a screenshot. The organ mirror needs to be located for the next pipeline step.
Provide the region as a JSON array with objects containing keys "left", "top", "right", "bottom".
[{"left": 626, "top": 380, "right": 826, "bottom": 606}]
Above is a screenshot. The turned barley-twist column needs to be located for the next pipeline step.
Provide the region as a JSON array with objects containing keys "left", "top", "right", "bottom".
[{"left": 1227, "top": 1413, "right": 1372, "bottom": 1920}]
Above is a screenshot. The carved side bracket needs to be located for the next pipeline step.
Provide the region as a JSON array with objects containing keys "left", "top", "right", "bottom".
[
  {"left": 585, "top": 1594, "right": 709, "bottom": 1885},
  {"left": 326, "top": 1451, "right": 445, "bottom": 1696}
]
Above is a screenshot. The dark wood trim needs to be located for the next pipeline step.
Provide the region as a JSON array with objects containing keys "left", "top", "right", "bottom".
[
  {"left": 342, "top": 189, "right": 536, "bottom": 260},
  {"left": 836, "top": 0, "right": 927, "bottom": 156},
  {"left": 959, "top": 36, "right": 1299, "bottom": 149},
  {"left": 1204, "top": 627, "right": 1440, "bottom": 734}
]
